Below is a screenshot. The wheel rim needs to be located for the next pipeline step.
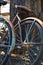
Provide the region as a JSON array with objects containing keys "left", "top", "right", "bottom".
[
  {"left": 14, "top": 17, "right": 43, "bottom": 65},
  {"left": 0, "top": 17, "right": 12, "bottom": 65}
]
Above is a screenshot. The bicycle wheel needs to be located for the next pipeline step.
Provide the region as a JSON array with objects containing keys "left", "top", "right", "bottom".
[
  {"left": 14, "top": 17, "right": 43, "bottom": 65},
  {"left": 0, "top": 17, "right": 15, "bottom": 65}
]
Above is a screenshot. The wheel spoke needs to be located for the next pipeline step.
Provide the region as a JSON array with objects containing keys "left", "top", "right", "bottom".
[
  {"left": 33, "top": 36, "right": 40, "bottom": 42},
  {"left": 0, "top": 44, "right": 10, "bottom": 47},
  {"left": 24, "top": 21, "right": 35, "bottom": 42},
  {"left": 29, "top": 47, "right": 38, "bottom": 57},
  {"left": 1, "top": 32, "right": 8, "bottom": 41},
  {"left": 31, "top": 32, "right": 39, "bottom": 42},
  {"left": 28, "top": 50, "right": 35, "bottom": 61}
]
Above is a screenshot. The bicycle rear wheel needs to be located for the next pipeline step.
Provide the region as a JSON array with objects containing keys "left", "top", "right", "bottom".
[{"left": 14, "top": 17, "right": 43, "bottom": 65}]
